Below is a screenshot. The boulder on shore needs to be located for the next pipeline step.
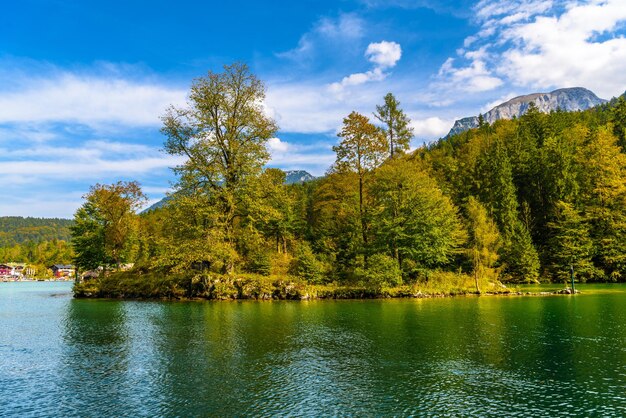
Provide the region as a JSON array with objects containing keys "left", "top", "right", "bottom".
[{"left": 554, "top": 288, "right": 580, "bottom": 294}]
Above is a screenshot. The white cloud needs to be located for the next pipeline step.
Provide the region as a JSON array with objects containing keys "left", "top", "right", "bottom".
[
  {"left": 480, "top": 91, "right": 520, "bottom": 113},
  {"left": 330, "top": 68, "right": 386, "bottom": 91},
  {"left": 435, "top": 55, "right": 503, "bottom": 94},
  {"left": 267, "top": 137, "right": 289, "bottom": 153},
  {"left": 330, "top": 41, "right": 402, "bottom": 92},
  {"left": 0, "top": 157, "right": 178, "bottom": 178},
  {"left": 0, "top": 125, "right": 58, "bottom": 143},
  {"left": 474, "top": 0, "right": 553, "bottom": 22},
  {"left": 317, "top": 14, "right": 364, "bottom": 39},
  {"left": 438, "top": 0, "right": 626, "bottom": 99},
  {"left": 0, "top": 195, "right": 85, "bottom": 218},
  {"left": 0, "top": 70, "right": 186, "bottom": 127},
  {"left": 366, "top": 41, "right": 402, "bottom": 68},
  {"left": 266, "top": 75, "right": 397, "bottom": 133},
  {"left": 267, "top": 137, "right": 335, "bottom": 175},
  {"left": 497, "top": 0, "right": 626, "bottom": 97},
  {"left": 0, "top": 139, "right": 183, "bottom": 183},
  {"left": 0, "top": 142, "right": 182, "bottom": 216},
  {"left": 265, "top": 83, "right": 343, "bottom": 132},
  {"left": 410, "top": 116, "right": 456, "bottom": 139}
]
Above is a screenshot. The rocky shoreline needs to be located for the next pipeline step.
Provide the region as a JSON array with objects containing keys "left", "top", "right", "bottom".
[{"left": 73, "top": 273, "right": 581, "bottom": 301}]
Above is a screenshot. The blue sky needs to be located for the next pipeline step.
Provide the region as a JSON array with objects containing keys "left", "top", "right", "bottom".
[{"left": 1, "top": 0, "right": 625, "bottom": 218}]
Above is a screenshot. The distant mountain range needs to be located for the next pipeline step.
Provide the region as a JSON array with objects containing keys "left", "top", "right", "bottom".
[
  {"left": 143, "top": 170, "right": 316, "bottom": 213},
  {"left": 447, "top": 87, "right": 607, "bottom": 137}
]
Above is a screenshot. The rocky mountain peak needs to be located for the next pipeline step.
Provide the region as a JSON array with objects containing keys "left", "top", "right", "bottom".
[
  {"left": 447, "top": 87, "right": 607, "bottom": 137},
  {"left": 284, "top": 170, "right": 316, "bottom": 184}
]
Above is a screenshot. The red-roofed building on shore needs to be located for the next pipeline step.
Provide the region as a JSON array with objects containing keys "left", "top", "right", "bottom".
[
  {"left": 0, "top": 264, "right": 13, "bottom": 276},
  {"left": 50, "top": 264, "right": 75, "bottom": 278}
]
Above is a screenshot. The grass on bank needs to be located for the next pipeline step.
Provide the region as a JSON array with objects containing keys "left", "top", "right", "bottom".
[{"left": 73, "top": 269, "right": 513, "bottom": 300}]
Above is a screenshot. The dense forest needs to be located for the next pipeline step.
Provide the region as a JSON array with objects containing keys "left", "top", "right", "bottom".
[
  {"left": 0, "top": 217, "right": 73, "bottom": 246},
  {"left": 0, "top": 217, "right": 74, "bottom": 270},
  {"left": 72, "top": 64, "right": 626, "bottom": 299}
]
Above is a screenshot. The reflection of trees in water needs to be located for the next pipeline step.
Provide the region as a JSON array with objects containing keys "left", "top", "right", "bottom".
[
  {"left": 48, "top": 295, "right": 626, "bottom": 416},
  {"left": 146, "top": 302, "right": 298, "bottom": 415},
  {"left": 245, "top": 302, "right": 376, "bottom": 416},
  {"left": 142, "top": 302, "right": 219, "bottom": 415},
  {"left": 143, "top": 301, "right": 378, "bottom": 416},
  {"left": 58, "top": 299, "right": 131, "bottom": 416}
]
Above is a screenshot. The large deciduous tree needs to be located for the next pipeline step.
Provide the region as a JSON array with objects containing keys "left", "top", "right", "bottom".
[
  {"left": 160, "top": 63, "right": 278, "bottom": 273},
  {"left": 466, "top": 196, "right": 501, "bottom": 292},
  {"left": 333, "top": 111, "right": 388, "bottom": 252},
  {"left": 370, "top": 158, "right": 467, "bottom": 274},
  {"left": 71, "top": 181, "right": 146, "bottom": 271}
]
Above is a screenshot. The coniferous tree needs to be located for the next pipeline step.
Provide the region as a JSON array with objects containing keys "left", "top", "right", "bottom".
[
  {"left": 531, "top": 132, "right": 582, "bottom": 248},
  {"left": 506, "top": 222, "right": 540, "bottom": 283},
  {"left": 310, "top": 172, "right": 361, "bottom": 278},
  {"left": 582, "top": 126, "right": 626, "bottom": 279},
  {"left": 520, "top": 102, "right": 546, "bottom": 145},
  {"left": 547, "top": 201, "right": 596, "bottom": 282},
  {"left": 476, "top": 138, "right": 540, "bottom": 281},
  {"left": 374, "top": 93, "right": 413, "bottom": 158},
  {"left": 610, "top": 96, "right": 626, "bottom": 149},
  {"left": 476, "top": 138, "right": 519, "bottom": 240},
  {"left": 250, "top": 168, "right": 294, "bottom": 254}
]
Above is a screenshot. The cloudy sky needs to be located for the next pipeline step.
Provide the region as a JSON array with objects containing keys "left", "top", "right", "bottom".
[{"left": 1, "top": 0, "right": 625, "bottom": 217}]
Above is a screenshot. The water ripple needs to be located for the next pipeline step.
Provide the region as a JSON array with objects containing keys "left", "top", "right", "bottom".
[{"left": 1, "top": 283, "right": 625, "bottom": 417}]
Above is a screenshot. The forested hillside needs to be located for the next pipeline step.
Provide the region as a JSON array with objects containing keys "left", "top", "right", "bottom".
[
  {"left": 0, "top": 217, "right": 73, "bottom": 246},
  {"left": 71, "top": 65, "right": 626, "bottom": 301},
  {"left": 424, "top": 98, "right": 626, "bottom": 282},
  {"left": 0, "top": 217, "right": 74, "bottom": 266}
]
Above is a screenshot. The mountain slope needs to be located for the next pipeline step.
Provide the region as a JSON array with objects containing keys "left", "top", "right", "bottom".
[{"left": 448, "top": 87, "right": 607, "bottom": 137}]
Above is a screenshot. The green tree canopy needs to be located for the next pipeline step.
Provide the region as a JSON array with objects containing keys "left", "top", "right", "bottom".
[
  {"left": 547, "top": 201, "right": 596, "bottom": 282},
  {"left": 370, "top": 158, "right": 467, "bottom": 274},
  {"left": 71, "top": 181, "right": 145, "bottom": 271}
]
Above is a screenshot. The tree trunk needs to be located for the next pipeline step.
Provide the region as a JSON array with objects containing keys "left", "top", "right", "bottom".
[
  {"left": 359, "top": 174, "right": 368, "bottom": 263},
  {"left": 474, "top": 263, "right": 481, "bottom": 293}
]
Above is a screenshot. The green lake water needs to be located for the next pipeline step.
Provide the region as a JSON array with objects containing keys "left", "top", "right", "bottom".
[{"left": 1, "top": 282, "right": 625, "bottom": 417}]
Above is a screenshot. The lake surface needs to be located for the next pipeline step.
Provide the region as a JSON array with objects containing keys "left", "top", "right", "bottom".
[{"left": 1, "top": 282, "right": 625, "bottom": 417}]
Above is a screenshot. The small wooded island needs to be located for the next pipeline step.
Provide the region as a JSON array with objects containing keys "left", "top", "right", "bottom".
[{"left": 72, "top": 63, "right": 626, "bottom": 300}]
